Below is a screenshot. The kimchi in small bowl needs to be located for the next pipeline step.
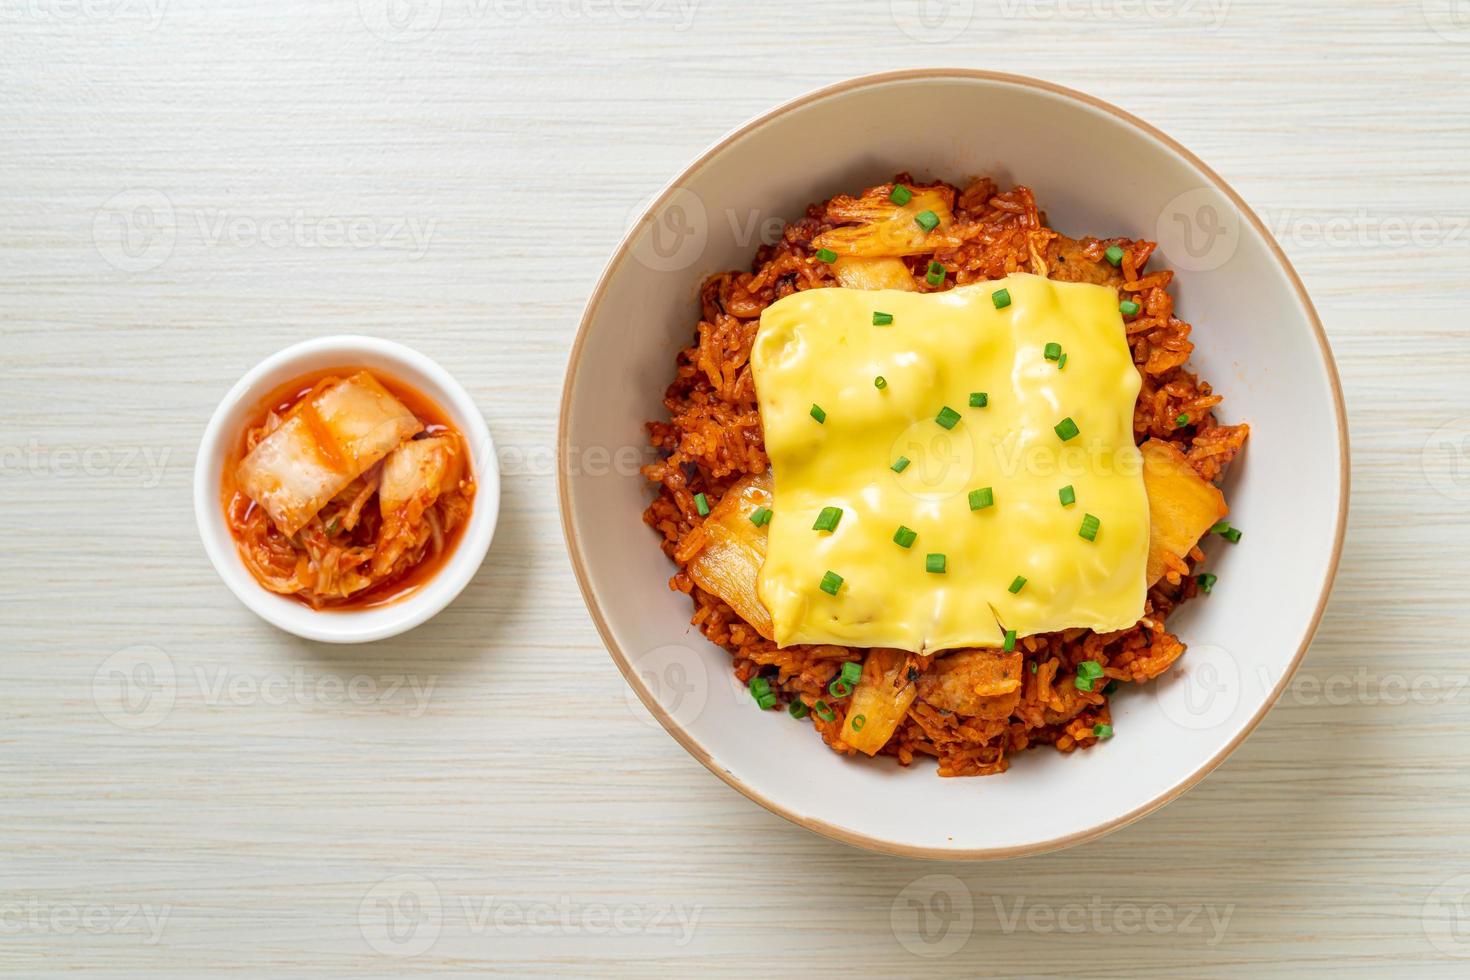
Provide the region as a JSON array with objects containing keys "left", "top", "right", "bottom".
[{"left": 195, "top": 336, "right": 498, "bottom": 643}]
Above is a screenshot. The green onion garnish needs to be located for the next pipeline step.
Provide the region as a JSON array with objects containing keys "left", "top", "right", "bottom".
[
  {"left": 1058, "top": 485, "right": 1076, "bottom": 506},
  {"left": 926, "top": 553, "right": 947, "bottom": 574},
  {"left": 813, "top": 700, "right": 836, "bottom": 722},
  {"left": 1054, "top": 417, "right": 1079, "bottom": 441},
  {"left": 810, "top": 403, "right": 826, "bottom": 424},
  {"left": 935, "top": 406, "right": 961, "bottom": 429},
  {"left": 925, "top": 261, "right": 945, "bottom": 287},
  {"left": 749, "top": 506, "right": 772, "bottom": 527},
  {"left": 694, "top": 492, "right": 710, "bottom": 516},
  {"left": 1003, "top": 629, "right": 1017, "bottom": 652},
  {"left": 1075, "top": 674, "right": 1095, "bottom": 692},
  {"left": 1079, "top": 513, "right": 1101, "bottom": 541},
  {"left": 1093, "top": 723, "right": 1113, "bottom": 739},
  {"left": 1104, "top": 244, "right": 1125, "bottom": 267},
  {"left": 812, "top": 506, "right": 843, "bottom": 533},
  {"left": 889, "top": 184, "right": 912, "bottom": 206},
  {"left": 969, "top": 392, "right": 988, "bottom": 408},
  {"left": 1209, "top": 521, "right": 1231, "bottom": 535},
  {"left": 757, "top": 693, "right": 776, "bottom": 710},
  {"left": 1175, "top": 413, "right": 1190, "bottom": 427},
  {"left": 789, "top": 698, "right": 810, "bottom": 719},
  {"left": 850, "top": 713, "right": 867, "bottom": 731},
  {"left": 840, "top": 661, "right": 862, "bottom": 685},
  {"left": 828, "top": 678, "right": 852, "bottom": 699},
  {"left": 915, "top": 210, "right": 940, "bottom": 232},
  {"left": 1196, "top": 572, "right": 1217, "bottom": 593},
  {"left": 873, "top": 311, "right": 894, "bottom": 326},
  {"left": 1030, "top": 662, "right": 1038, "bottom": 674},
  {"left": 1008, "top": 575, "right": 1027, "bottom": 594},
  {"left": 893, "top": 525, "right": 917, "bottom": 549},
  {"left": 749, "top": 676, "right": 771, "bottom": 699},
  {"left": 815, "top": 247, "right": 838, "bottom": 263},
  {"left": 968, "top": 486, "right": 994, "bottom": 511},
  {"left": 1119, "top": 299, "right": 1141, "bottom": 316},
  {"left": 1058, "top": 352, "right": 1068, "bottom": 370},
  {"left": 890, "top": 456, "right": 911, "bottom": 473},
  {"left": 1222, "top": 526, "right": 1242, "bottom": 544},
  {"left": 819, "top": 570, "right": 843, "bottom": 596},
  {"left": 874, "top": 376, "right": 887, "bottom": 390},
  {"left": 1044, "top": 342, "right": 1062, "bottom": 362},
  {"left": 991, "top": 288, "right": 1012, "bottom": 309},
  {"left": 1078, "top": 660, "right": 1103, "bottom": 679}
]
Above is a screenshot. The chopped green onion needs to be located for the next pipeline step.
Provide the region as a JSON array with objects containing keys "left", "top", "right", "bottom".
[
  {"left": 828, "top": 678, "right": 852, "bottom": 699},
  {"left": 1058, "top": 485, "right": 1076, "bottom": 507},
  {"left": 1078, "top": 660, "right": 1103, "bottom": 678},
  {"left": 756, "top": 692, "right": 776, "bottom": 710},
  {"left": 1079, "top": 513, "right": 1101, "bottom": 542},
  {"left": 1222, "top": 526, "right": 1243, "bottom": 544},
  {"left": 874, "top": 375, "right": 887, "bottom": 390},
  {"left": 815, "top": 247, "right": 838, "bottom": 263},
  {"left": 991, "top": 288, "right": 1012, "bottom": 310},
  {"left": 1196, "top": 572, "right": 1218, "bottom": 593},
  {"left": 789, "top": 698, "right": 811, "bottom": 718},
  {"left": 694, "top": 492, "right": 710, "bottom": 516},
  {"left": 812, "top": 506, "right": 843, "bottom": 533},
  {"left": 890, "top": 456, "right": 911, "bottom": 473},
  {"left": 1074, "top": 675, "right": 1095, "bottom": 692},
  {"left": 1058, "top": 352, "right": 1068, "bottom": 370},
  {"left": 813, "top": 699, "right": 836, "bottom": 722},
  {"left": 810, "top": 403, "right": 826, "bottom": 424},
  {"left": 819, "top": 570, "right": 843, "bottom": 596},
  {"left": 926, "top": 553, "right": 947, "bottom": 574},
  {"left": 935, "top": 405, "right": 961, "bottom": 429},
  {"left": 1175, "top": 413, "right": 1190, "bottom": 427},
  {"left": 1008, "top": 575, "right": 1027, "bottom": 594},
  {"left": 969, "top": 392, "right": 988, "bottom": 408},
  {"left": 968, "top": 486, "right": 994, "bottom": 511},
  {"left": 1054, "top": 417, "right": 1079, "bottom": 441},
  {"left": 1209, "top": 520, "right": 1231, "bottom": 535},
  {"left": 926, "top": 261, "right": 946, "bottom": 287},
  {"left": 850, "top": 713, "right": 867, "bottom": 731},
  {"left": 893, "top": 525, "right": 917, "bottom": 549},
  {"left": 873, "top": 311, "right": 894, "bottom": 326},
  {"left": 1119, "top": 299, "right": 1141, "bottom": 316},
  {"left": 1104, "top": 244, "right": 1125, "bottom": 267},
  {"left": 749, "top": 506, "right": 772, "bottom": 527},
  {"left": 889, "top": 184, "right": 912, "bottom": 206},
  {"left": 840, "top": 661, "right": 862, "bottom": 685},
  {"left": 1003, "top": 629, "right": 1017, "bottom": 652},
  {"left": 915, "top": 210, "right": 940, "bottom": 232},
  {"left": 1044, "top": 342, "right": 1062, "bottom": 362},
  {"left": 1093, "top": 723, "right": 1113, "bottom": 739},
  {"left": 1030, "top": 662, "right": 1038, "bottom": 674},
  {"left": 749, "top": 676, "right": 771, "bottom": 699}
]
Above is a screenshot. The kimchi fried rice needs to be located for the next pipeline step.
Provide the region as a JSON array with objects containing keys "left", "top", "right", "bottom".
[{"left": 641, "top": 175, "right": 1249, "bottom": 777}]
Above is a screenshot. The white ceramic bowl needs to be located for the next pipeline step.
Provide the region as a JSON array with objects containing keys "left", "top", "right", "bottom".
[
  {"left": 196, "top": 335, "right": 499, "bottom": 643},
  {"left": 560, "top": 70, "right": 1348, "bottom": 858}
]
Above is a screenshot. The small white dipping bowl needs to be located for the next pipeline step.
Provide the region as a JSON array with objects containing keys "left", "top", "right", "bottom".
[
  {"left": 560, "top": 70, "right": 1349, "bottom": 858},
  {"left": 195, "top": 335, "right": 499, "bottom": 643}
]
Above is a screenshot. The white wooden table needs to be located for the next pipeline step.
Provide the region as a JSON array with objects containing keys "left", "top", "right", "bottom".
[{"left": 3, "top": 2, "right": 1468, "bottom": 975}]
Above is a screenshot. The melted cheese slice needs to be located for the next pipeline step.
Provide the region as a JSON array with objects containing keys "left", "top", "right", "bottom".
[{"left": 751, "top": 273, "right": 1148, "bottom": 652}]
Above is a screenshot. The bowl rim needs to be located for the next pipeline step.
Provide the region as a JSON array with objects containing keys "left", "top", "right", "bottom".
[
  {"left": 558, "top": 68, "right": 1350, "bottom": 859},
  {"left": 194, "top": 334, "right": 500, "bottom": 644}
]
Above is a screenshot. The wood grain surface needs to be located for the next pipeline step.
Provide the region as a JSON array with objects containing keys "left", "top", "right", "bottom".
[{"left": 2, "top": 1, "right": 1468, "bottom": 975}]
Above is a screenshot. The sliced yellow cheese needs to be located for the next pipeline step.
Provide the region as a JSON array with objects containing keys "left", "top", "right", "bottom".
[{"left": 750, "top": 274, "right": 1148, "bottom": 653}]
